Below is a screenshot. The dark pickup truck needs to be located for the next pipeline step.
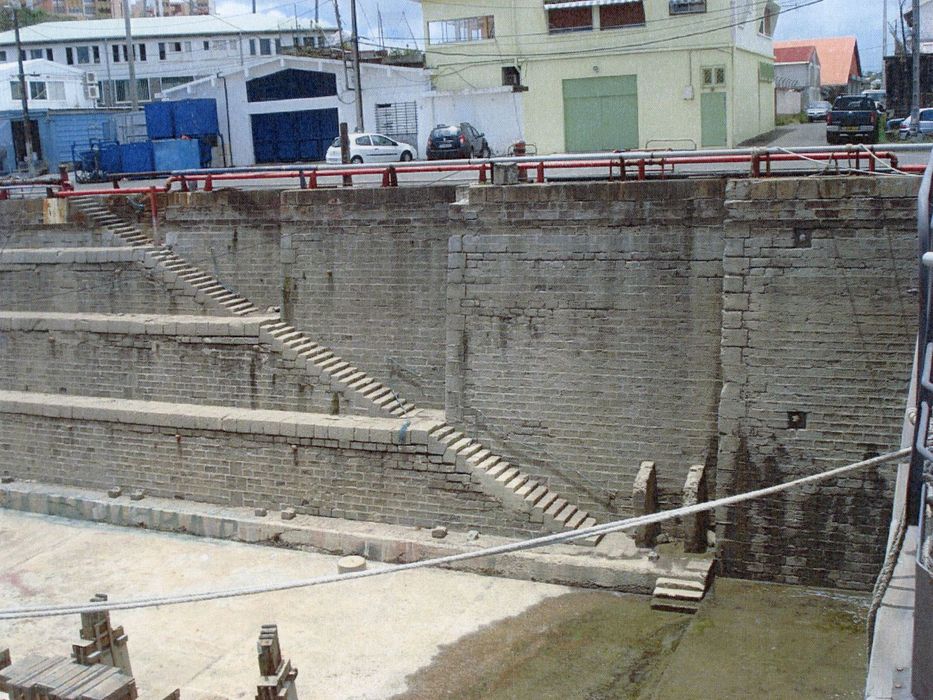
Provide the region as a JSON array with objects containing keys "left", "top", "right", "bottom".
[{"left": 826, "top": 95, "right": 880, "bottom": 144}]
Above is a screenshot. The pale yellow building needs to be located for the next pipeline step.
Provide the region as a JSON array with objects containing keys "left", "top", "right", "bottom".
[{"left": 417, "top": 0, "right": 779, "bottom": 153}]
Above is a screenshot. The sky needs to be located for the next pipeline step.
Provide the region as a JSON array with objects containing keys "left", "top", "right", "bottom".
[{"left": 214, "top": 0, "right": 892, "bottom": 72}]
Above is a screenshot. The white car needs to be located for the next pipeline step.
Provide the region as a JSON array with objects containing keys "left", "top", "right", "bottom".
[{"left": 325, "top": 133, "right": 416, "bottom": 164}]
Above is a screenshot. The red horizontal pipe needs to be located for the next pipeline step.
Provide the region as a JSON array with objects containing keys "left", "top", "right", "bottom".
[{"left": 56, "top": 187, "right": 158, "bottom": 196}]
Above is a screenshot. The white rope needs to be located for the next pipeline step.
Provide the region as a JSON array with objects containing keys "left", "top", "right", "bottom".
[
  {"left": 774, "top": 146, "right": 920, "bottom": 178},
  {"left": 0, "top": 447, "right": 910, "bottom": 620}
]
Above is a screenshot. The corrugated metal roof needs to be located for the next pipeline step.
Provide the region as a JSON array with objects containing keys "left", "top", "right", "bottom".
[
  {"left": 0, "top": 58, "right": 86, "bottom": 78},
  {"left": 0, "top": 15, "right": 336, "bottom": 47},
  {"left": 774, "top": 37, "right": 861, "bottom": 87},
  {"left": 544, "top": 0, "right": 637, "bottom": 6},
  {"left": 774, "top": 45, "right": 817, "bottom": 65}
]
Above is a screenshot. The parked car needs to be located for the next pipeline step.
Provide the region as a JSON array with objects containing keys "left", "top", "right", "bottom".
[
  {"left": 826, "top": 95, "right": 880, "bottom": 144},
  {"left": 325, "top": 133, "right": 416, "bottom": 164},
  {"left": 426, "top": 123, "right": 491, "bottom": 160},
  {"left": 806, "top": 101, "right": 832, "bottom": 122},
  {"left": 898, "top": 109, "right": 933, "bottom": 139}
]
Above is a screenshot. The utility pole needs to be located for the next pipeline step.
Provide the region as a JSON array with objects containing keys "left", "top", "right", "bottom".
[
  {"left": 912, "top": 0, "right": 920, "bottom": 135},
  {"left": 122, "top": 0, "right": 138, "bottom": 110},
  {"left": 350, "top": 0, "right": 364, "bottom": 131},
  {"left": 883, "top": 0, "right": 888, "bottom": 91},
  {"left": 12, "top": 4, "right": 34, "bottom": 173},
  {"left": 251, "top": 0, "right": 255, "bottom": 13},
  {"left": 377, "top": 5, "right": 384, "bottom": 52}
]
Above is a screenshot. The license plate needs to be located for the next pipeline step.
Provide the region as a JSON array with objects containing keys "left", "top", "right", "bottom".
[
  {"left": 843, "top": 126, "right": 858, "bottom": 132},
  {"left": 438, "top": 143, "right": 452, "bottom": 148}
]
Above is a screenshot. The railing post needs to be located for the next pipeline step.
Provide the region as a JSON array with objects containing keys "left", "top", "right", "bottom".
[
  {"left": 180, "top": 176, "right": 189, "bottom": 193},
  {"left": 478, "top": 163, "right": 487, "bottom": 184},
  {"left": 751, "top": 152, "right": 761, "bottom": 178},
  {"left": 204, "top": 174, "right": 213, "bottom": 192},
  {"left": 308, "top": 170, "right": 318, "bottom": 189},
  {"left": 638, "top": 159, "right": 646, "bottom": 180},
  {"left": 149, "top": 188, "right": 160, "bottom": 246},
  {"left": 536, "top": 161, "right": 545, "bottom": 184}
]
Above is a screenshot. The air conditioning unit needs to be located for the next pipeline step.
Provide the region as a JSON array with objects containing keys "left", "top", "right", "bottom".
[
  {"left": 84, "top": 83, "right": 100, "bottom": 100},
  {"left": 83, "top": 71, "right": 97, "bottom": 84}
]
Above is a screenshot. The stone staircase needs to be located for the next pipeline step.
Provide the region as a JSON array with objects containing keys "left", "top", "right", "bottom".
[
  {"left": 47, "top": 195, "right": 604, "bottom": 544},
  {"left": 650, "top": 560, "right": 714, "bottom": 613}
]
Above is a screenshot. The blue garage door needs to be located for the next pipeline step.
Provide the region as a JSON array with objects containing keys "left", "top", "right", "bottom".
[{"left": 250, "top": 108, "right": 339, "bottom": 163}]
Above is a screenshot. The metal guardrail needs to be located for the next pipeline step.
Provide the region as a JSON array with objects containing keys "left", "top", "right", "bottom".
[{"left": 910, "top": 148, "right": 933, "bottom": 699}]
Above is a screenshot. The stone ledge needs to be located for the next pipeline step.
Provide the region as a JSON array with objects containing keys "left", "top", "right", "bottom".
[
  {"left": 0, "top": 390, "right": 442, "bottom": 445},
  {"left": 0, "top": 312, "right": 278, "bottom": 337},
  {"left": 0, "top": 247, "right": 144, "bottom": 264},
  {"left": 0, "top": 480, "right": 713, "bottom": 593}
]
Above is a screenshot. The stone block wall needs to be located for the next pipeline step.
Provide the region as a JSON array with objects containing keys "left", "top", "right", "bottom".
[
  {"left": 0, "top": 397, "right": 535, "bottom": 537},
  {"left": 445, "top": 181, "right": 727, "bottom": 523},
  {"left": 716, "top": 177, "right": 918, "bottom": 589},
  {"left": 154, "top": 187, "right": 458, "bottom": 408},
  {"left": 0, "top": 321, "right": 348, "bottom": 415},
  {"left": 161, "top": 190, "right": 283, "bottom": 310},
  {"left": 0, "top": 262, "right": 206, "bottom": 314}
]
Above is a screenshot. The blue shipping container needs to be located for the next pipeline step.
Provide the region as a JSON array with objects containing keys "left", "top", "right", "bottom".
[
  {"left": 99, "top": 142, "right": 122, "bottom": 173},
  {"left": 153, "top": 138, "right": 200, "bottom": 171},
  {"left": 120, "top": 141, "right": 154, "bottom": 173},
  {"left": 172, "top": 99, "right": 219, "bottom": 138},
  {"left": 144, "top": 102, "right": 175, "bottom": 140}
]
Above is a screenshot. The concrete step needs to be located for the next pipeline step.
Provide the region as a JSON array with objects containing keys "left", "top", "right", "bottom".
[{"left": 650, "top": 598, "right": 701, "bottom": 614}]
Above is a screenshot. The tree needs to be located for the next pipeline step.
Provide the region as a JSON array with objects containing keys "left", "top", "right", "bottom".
[{"left": 0, "top": 6, "right": 64, "bottom": 33}]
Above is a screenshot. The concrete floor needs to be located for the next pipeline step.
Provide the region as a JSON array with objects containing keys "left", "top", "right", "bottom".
[{"left": 0, "top": 510, "right": 571, "bottom": 699}]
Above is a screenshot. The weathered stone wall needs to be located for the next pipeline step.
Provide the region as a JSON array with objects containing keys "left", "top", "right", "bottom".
[
  {"left": 156, "top": 187, "right": 458, "bottom": 408},
  {"left": 445, "top": 181, "right": 726, "bottom": 524},
  {"left": 0, "top": 262, "right": 206, "bottom": 314},
  {"left": 716, "top": 177, "right": 918, "bottom": 589},
  {"left": 0, "top": 398, "right": 535, "bottom": 536},
  {"left": 0, "top": 325, "right": 346, "bottom": 415},
  {"left": 162, "top": 190, "right": 283, "bottom": 310}
]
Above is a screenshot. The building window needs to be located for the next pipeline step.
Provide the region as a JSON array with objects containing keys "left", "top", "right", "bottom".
[
  {"left": 275, "top": 38, "right": 282, "bottom": 53},
  {"left": 246, "top": 68, "right": 338, "bottom": 102},
  {"left": 759, "top": 61, "right": 774, "bottom": 82},
  {"left": 29, "top": 48, "right": 44, "bottom": 59},
  {"left": 759, "top": 2, "right": 777, "bottom": 36},
  {"left": 428, "top": 15, "right": 494, "bottom": 44},
  {"left": 47, "top": 81, "right": 65, "bottom": 100},
  {"left": 29, "top": 81, "right": 47, "bottom": 99},
  {"left": 502, "top": 66, "right": 521, "bottom": 87},
  {"left": 114, "top": 78, "right": 152, "bottom": 103},
  {"left": 137, "top": 44, "right": 146, "bottom": 61},
  {"left": 76, "top": 46, "right": 91, "bottom": 64},
  {"left": 203, "top": 40, "right": 210, "bottom": 51},
  {"left": 259, "top": 38, "right": 272, "bottom": 55},
  {"left": 600, "top": 2, "right": 646, "bottom": 29},
  {"left": 547, "top": 7, "right": 592, "bottom": 33},
  {"left": 0, "top": 51, "right": 6, "bottom": 62},
  {"left": 93, "top": 46, "right": 100, "bottom": 63},
  {"left": 10, "top": 81, "right": 21, "bottom": 100},
  {"left": 702, "top": 66, "right": 726, "bottom": 87},
  {"left": 249, "top": 39, "right": 256, "bottom": 56},
  {"left": 161, "top": 75, "right": 194, "bottom": 89},
  {"left": 66, "top": 47, "right": 74, "bottom": 64},
  {"left": 112, "top": 44, "right": 121, "bottom": 62},
  {"left": 669, "top": 0, "right": 706, "bottom": 14},
  {"left": 158, "top": 42, "right": 166, "bottom": 60},
  {"left": 46, "top": 48, "right": 53, "bottom": 60}
]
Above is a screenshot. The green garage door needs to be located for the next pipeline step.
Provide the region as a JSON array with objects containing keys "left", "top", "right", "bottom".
[{"left": 563, "top": 75, "right": 638, "bottom": 152}]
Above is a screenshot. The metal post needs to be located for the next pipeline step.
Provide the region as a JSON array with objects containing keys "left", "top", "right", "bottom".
[
  {"left": 912, "top": 0, "right": 921, "bottom": 136},
  {"left": 122, "top": 0, "right": 138, "bottom": 110},
  {"left": 350, "top": 0, "right": 364, "bottom": 132},
  {"left": 883, "top": 0, "right": 889, "bottom": 92},
  {"left": 12, "top": 7, "right": 34, "bottom": 174},
  {"left": 340, "top": 122, "right": 352, "bottom": 187}
]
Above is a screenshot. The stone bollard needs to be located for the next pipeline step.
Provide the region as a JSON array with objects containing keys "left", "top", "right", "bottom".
[
  {"left": 632, "top": 461, "right": 659, "bottom": 547},
  {"left": 682, "top": 464, "right": 710, "bottom": 554}
]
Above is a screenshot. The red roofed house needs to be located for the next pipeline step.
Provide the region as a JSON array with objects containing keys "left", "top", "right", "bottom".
[
  {"left": 773, "top": 44, "right": 821, "bottom": 114},
  {"left": 774, "top": 36, "right": 864, "bottom": 98}
]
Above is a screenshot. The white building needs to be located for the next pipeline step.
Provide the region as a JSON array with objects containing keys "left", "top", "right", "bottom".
[
  {"left": 0, "top": 59, "right": 97, "bottom": 111},
  {"left": 160, "top": 55, "right": 430, "bottom": 166},
  {"left": 0, "top": 15, "right": 338, "bottom": 107}
]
